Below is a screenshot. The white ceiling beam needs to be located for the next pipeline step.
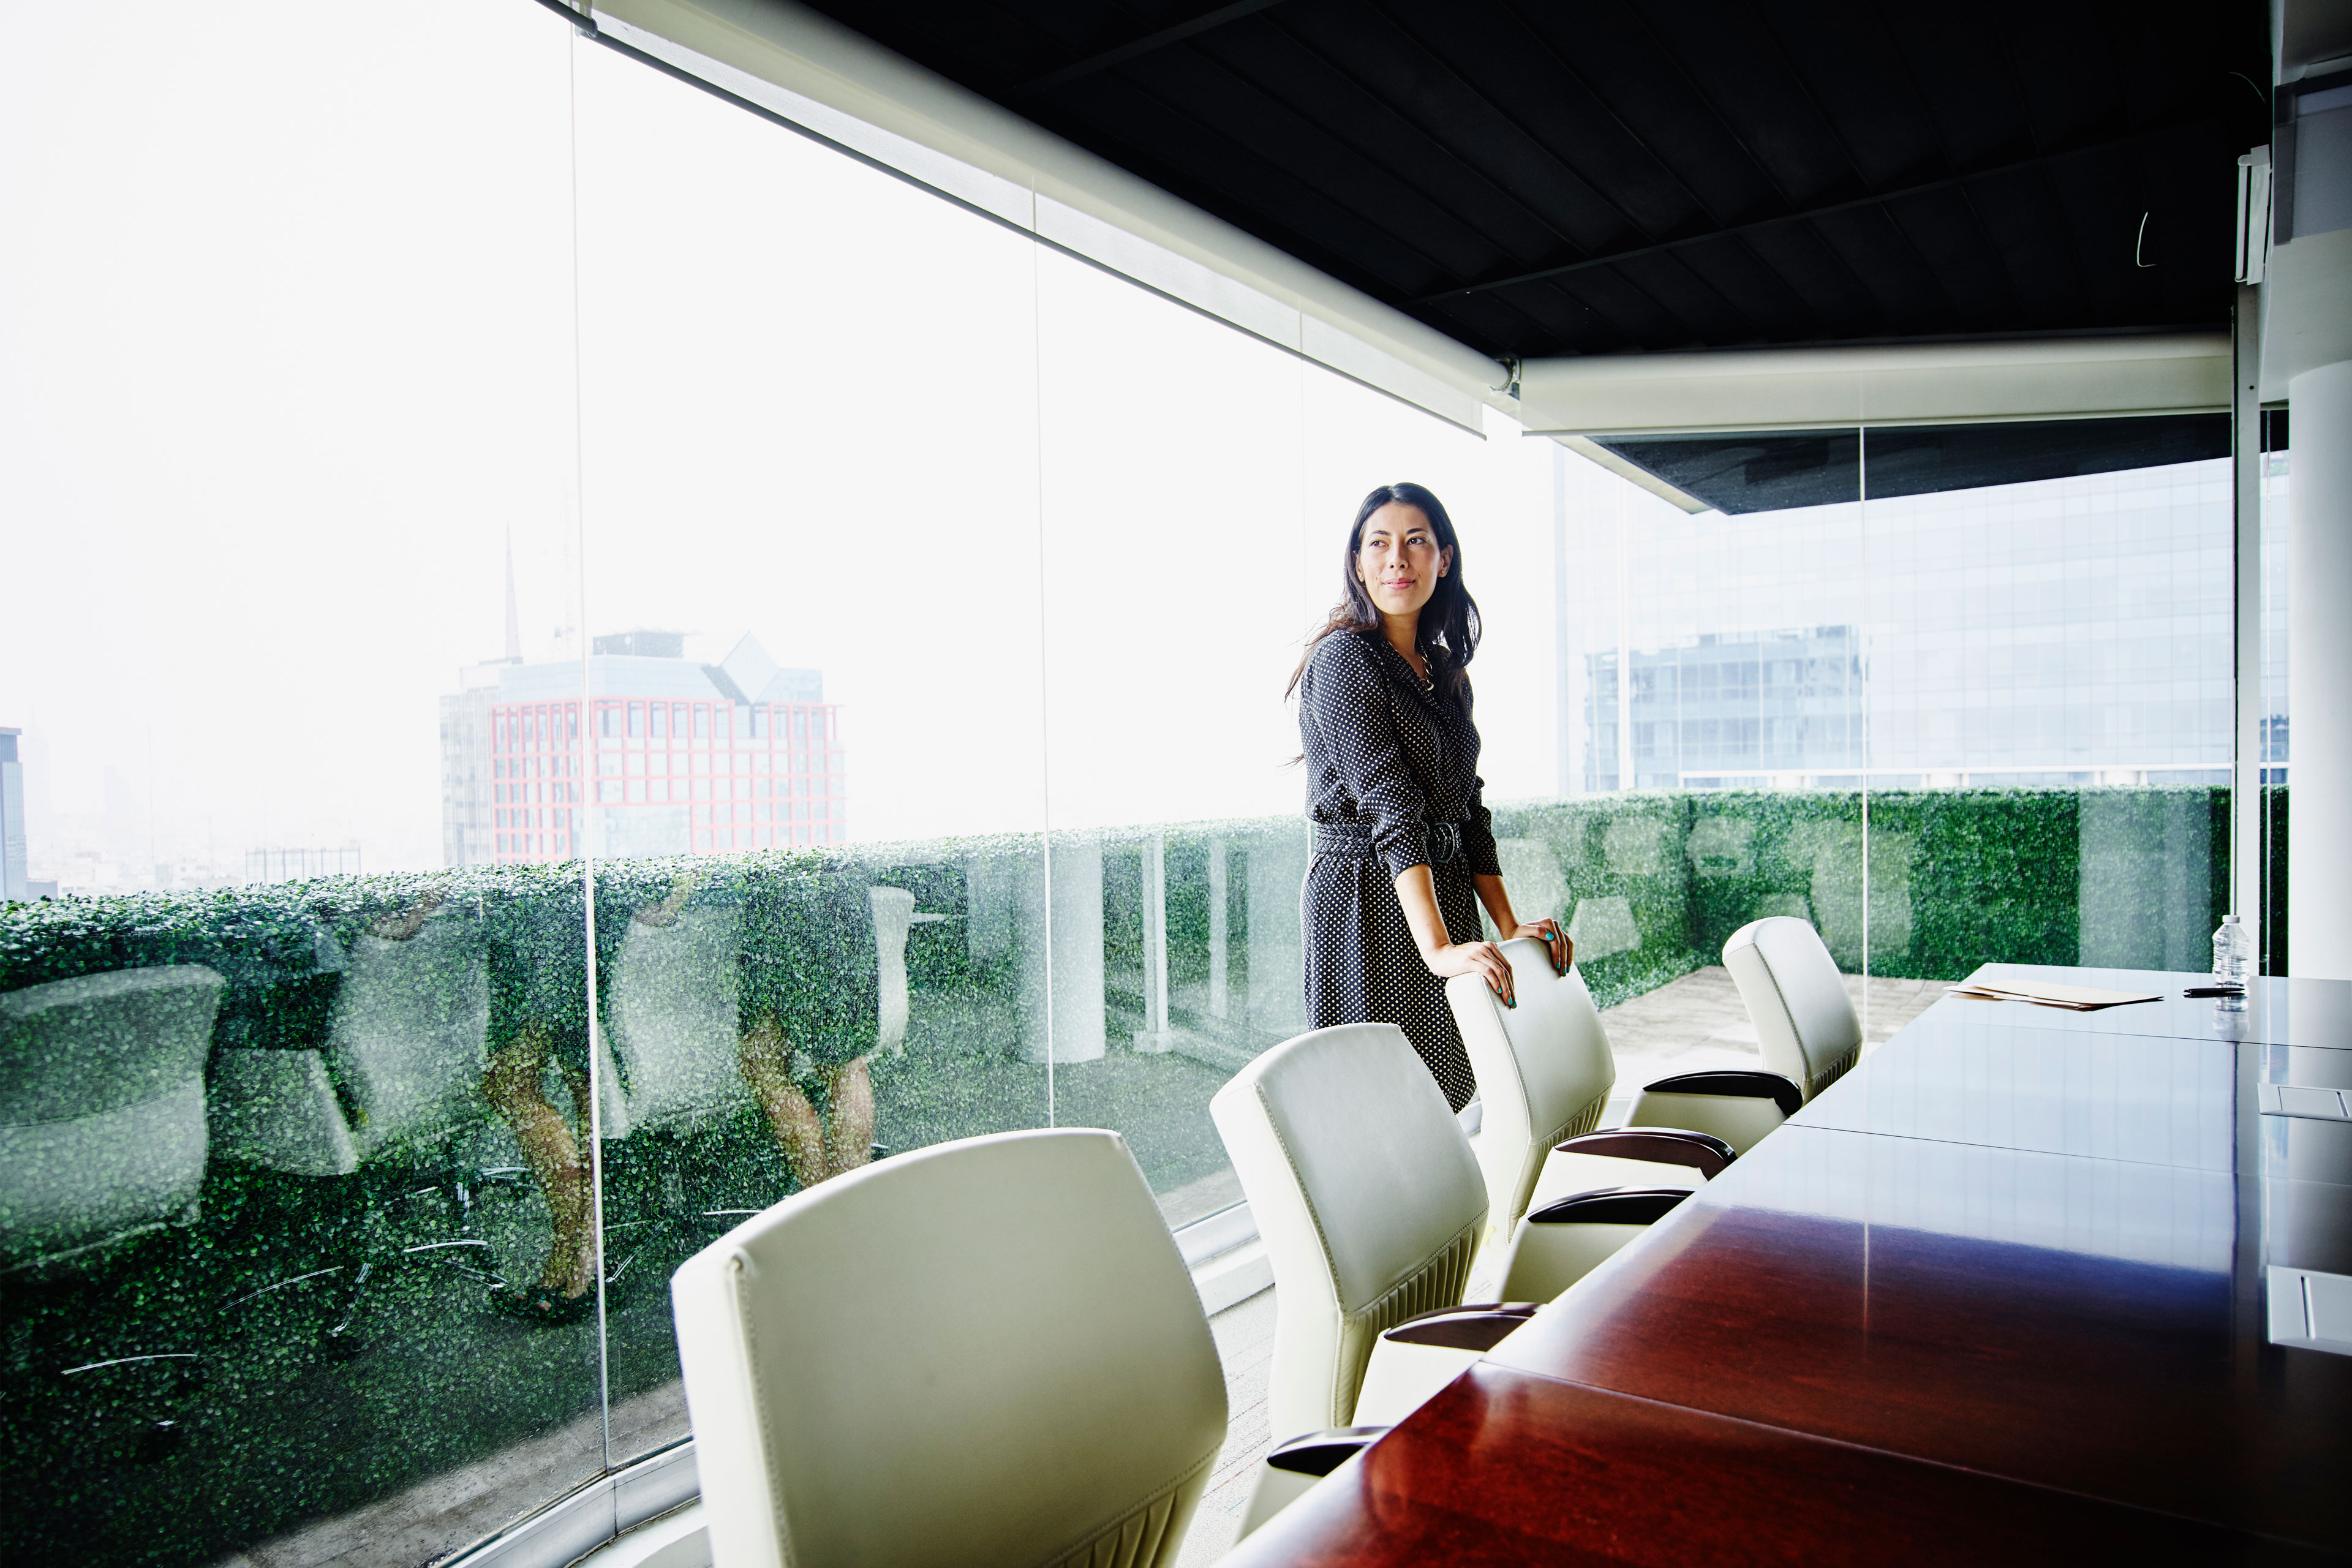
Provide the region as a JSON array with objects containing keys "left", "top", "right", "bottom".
[{"left": 1517, "top": 333, "right": 2231, "bottom": 438}]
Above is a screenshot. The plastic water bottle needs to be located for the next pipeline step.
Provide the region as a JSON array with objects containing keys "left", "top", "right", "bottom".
[{"left": 2211, "top": 914, "right": 2252, "bottom": 989}]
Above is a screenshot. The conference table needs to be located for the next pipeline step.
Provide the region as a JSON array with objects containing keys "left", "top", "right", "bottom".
[{"left": 1226, "top": 963, "right": 2352, "bottom": 1563}]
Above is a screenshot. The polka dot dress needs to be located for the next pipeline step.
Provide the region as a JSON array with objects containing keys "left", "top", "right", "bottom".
[{"left": 1297, "top": 628, "right": 1501, "bottom": 1112}]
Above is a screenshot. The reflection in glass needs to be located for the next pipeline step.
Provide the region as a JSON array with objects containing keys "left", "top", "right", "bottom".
[
  {"left": 0, "top": 2, "right": 609, "bottom": 1558},
  {"left": 566, "top": 36, "right": 1055, "bottom": 1466}
]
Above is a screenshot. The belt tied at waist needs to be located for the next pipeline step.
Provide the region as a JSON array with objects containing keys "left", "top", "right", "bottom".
[{"left": 1314, "top": 819, "right": 1468, "bottom": 865}]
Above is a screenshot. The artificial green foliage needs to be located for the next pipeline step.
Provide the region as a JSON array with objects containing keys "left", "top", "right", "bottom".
[{"left": 1488, "top": 794, "right": 1704, "bottom": 1009}]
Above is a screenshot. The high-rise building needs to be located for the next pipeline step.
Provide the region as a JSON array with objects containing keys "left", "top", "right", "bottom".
[
  {"left": 439, "top": 631, "right": 842, "bottom": 866},
  {"left": 1, "top": 728, "right": 26, "bottom": 899},
  {"left": 1561, "top": 453, "right": 2238, "bottom": 793}
]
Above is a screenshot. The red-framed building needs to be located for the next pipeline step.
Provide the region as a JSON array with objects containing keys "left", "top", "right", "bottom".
[{"left": 442, "top": 633, "right": 842, "bottom": 867}]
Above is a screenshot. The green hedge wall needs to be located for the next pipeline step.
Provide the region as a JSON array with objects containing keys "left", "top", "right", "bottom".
[{"left": 1, "top": 785, "right": 2258, "bottom": 1037}]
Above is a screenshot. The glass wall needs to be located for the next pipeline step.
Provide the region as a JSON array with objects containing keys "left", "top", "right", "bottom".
[
  {"left": 565, "top": 39, "right": 1055, "bottom": 1467},
  {"left": 0, "top": 7, "right": 2247, "bottom": 1568},
  {"left": 1856, "top": 427, "right": 2234, "bottom": 986},
  {"left": 0, "top": 4, "right": 607, "bottom": 1564},
  {"left": 1550, "top": 435, "right": 1871, "bottom": 1066}
]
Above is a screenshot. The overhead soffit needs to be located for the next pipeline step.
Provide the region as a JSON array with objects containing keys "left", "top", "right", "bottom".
[
  {"left": 571, "top": 0, "right": 2265, "bottom": 450},
  {"left": 788, "top": 0, "right": 2270, "bottom": 363},
  {"left": 1514, "top": 331, "right": 2234, "bottom": 434}
]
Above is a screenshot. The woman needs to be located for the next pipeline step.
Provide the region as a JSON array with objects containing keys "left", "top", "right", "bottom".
[{"left": 1290, "top": 481, "right": 1570, "bottom": 1112}]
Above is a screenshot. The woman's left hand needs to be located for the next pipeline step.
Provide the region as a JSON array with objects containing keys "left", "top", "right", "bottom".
[{"left": 1511, "top": 919, "right": 1570, "bottom": 976}]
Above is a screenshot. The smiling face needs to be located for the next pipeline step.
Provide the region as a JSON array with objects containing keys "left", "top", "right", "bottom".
[{"left": 1355, "top": 500, "right": 1452, "bottom": 622}]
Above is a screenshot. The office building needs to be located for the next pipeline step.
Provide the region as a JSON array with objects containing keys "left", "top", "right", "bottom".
[
  {"left": 0, "top": 728, "right": 25, "bottom": 901},
  {"left": 440, "top": 631, "right": 842, "bottom": 865},
  {"left": 1569, "top": 456, "right": 2240, "bottom": 791}
]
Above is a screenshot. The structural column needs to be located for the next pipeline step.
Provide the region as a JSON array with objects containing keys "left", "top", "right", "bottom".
[
  {"left": 1207, "top": 837, "right": 1229, "bottom": 1020},
  {"left": 1014, "top": 831, "right": 1106, "bottom": 1064},
  {"left": 1133, "top": 832, "right": 1174, "bottom": 1052},
  {"left": 2291, "top": 359, "right": 2352, "bottom": 978}
]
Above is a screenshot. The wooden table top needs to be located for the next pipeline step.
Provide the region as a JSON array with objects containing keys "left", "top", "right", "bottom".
[{"left": 1226, "top": 966, "right": 2352, "bottom": 1563}]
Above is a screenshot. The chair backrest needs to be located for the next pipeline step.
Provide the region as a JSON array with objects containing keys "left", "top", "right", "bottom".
[
  {"left": 1210, "top": 1022, "right": 1487, "bottom": 1442},
  {"left": 0, "top": 966, "right": 223, "bottom": 1271},
  {"left": 604, "top": 903, "right": 751, "bottom": 1133},
  {"left": 323, "top": 918, "right": 491, "bottom": 1160},
  {"left": 1722, "top": 916, "right": 1862, "bottom": 1101},
  {"left": 671, "top": 1128, "right": 1226, "bottom": 1568},
  {"left": 869, "top": 886, "right": 914, "bottom": 1056},
  {"left": 1446, "top": 938, "right": 1615, "bottom": 1249}
]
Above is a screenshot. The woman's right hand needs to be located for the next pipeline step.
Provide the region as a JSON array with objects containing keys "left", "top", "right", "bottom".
[{"left": 1422, "top": 939, "right": 1515, "bottom": 1007}]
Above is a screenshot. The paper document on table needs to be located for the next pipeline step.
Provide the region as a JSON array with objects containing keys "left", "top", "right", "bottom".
[{"left": 1947, "top": 980, "right": 2161, "bottom": 1010}]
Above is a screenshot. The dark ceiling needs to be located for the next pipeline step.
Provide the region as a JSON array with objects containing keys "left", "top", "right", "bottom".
[{"left": 796, "top": 0, "right": 2270, "bottom": 363}]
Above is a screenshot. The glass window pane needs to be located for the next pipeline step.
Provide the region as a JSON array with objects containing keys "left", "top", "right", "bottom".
[
  {"left": 1543, "top": 432, "right": 1871, "bottom": 1067},
  {"left": 1859, "top": 422, "right": 2235, "bottom": 987},
  {"left": 568, "top": 38, "right": 1052, "bottom": 1470},
  {"left": 0, "top": 5, "right": 609, "bottom": 1559}
]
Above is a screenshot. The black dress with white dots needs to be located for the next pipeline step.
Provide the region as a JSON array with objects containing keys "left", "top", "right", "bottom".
[{"left": 1296, "top": 627, "right": 1501, "bottom": 1112}]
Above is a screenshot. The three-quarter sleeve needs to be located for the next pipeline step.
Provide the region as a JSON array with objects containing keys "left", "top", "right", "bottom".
[{"left": 1303, "top": 635, "right": 1433, "bottom": 877}]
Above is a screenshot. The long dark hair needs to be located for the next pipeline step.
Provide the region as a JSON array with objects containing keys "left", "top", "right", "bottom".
[{"left": 1286, "top": 481, "right": 1482, "bottom": 706}]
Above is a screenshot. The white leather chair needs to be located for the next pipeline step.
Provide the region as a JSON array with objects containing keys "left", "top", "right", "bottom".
[
  {"left": 671, "top": 1128, "right": 1226, "bottom": 1568},
  {"left": 1446, "top": 940, "right": 1738, "bottom": 1234},
  {"left": 2, "top": 966, "right": 224, "bottom": 1275},
  {"left": 596, "top": 902, "right": 751, "bottom": 1142},
  {"left": 324, "top": 919, "right": 494, "bottom": 1160},
  {"left": 1618, "top": 917, "right": 1857, "bottom": 1153},
  {"left": 1722, "top": 914, "right": 1864, "bottom": 1101},
  {"left": 1489, "top": 1186, "right": 1694, "bottom": 1302},
  {"left": 1210, "top": 1022, "right": 1488, "bottom": 1446},
  {"left": 3, "top": 964, "right": 225, "bottom": 1460},
  {"left": 1447, "top": 940, "right": 1731, "bottom": 1299},
  {"left": 1624, "top": 1069, "right": 1800, "bottom": 1153},
  {"left": 1212, "top": 1022, "right": 1673, "bottom": 1536},
  {"left": 1445, "top": 939, "right": 1614, "bottom": 1255}
]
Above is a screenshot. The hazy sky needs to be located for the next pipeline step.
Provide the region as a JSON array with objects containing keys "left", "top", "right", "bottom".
[{"left": 1, "top": 0, "right": 1560, "bottom": 875}]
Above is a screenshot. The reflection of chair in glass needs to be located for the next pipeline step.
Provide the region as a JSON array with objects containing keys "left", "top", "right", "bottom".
[
  {"left": 1447, "top": 939, "right": 1727, "bottom": 1295},
  {"left": 598, "top": 901, "right": 752, "bottom": 1142},
  {"left": 592, "top": 900, "right": 753, "bottom": 1285},
  {"left": 598, "top": 886, "right": 914, "bottom": 1280},
  {"left": 2, "top": 965, "right": 224, "bottom": 1458},
  {"left": 208, "top": 911, "right": 499, "bottom": 1346},
  {"left": 672, "top": 1128, "right": 1226, "bottom": 1568}
]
